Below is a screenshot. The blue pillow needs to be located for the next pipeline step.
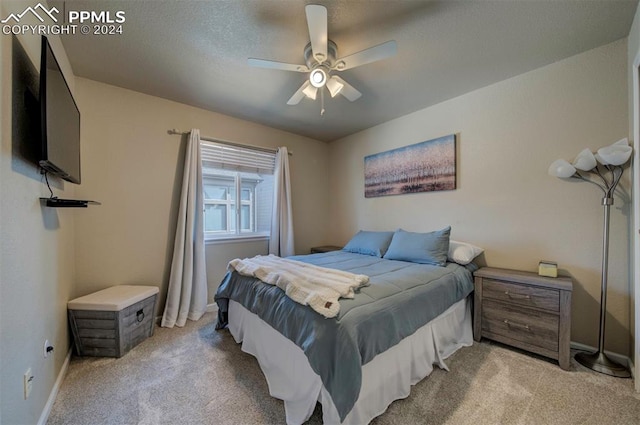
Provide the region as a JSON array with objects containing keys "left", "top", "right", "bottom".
[
  {"left": 383, "top": 227, "right": 451, "bottom": 266},
  {"left": 342, "top": 231, "right": 394, "bottom": 257}
]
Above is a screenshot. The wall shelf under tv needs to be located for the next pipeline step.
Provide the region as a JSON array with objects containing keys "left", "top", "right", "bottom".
[{"left": 40, "top": 198, "right": 101, "bottom": 208}]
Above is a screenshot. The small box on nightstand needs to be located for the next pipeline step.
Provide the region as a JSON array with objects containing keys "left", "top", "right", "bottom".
[{"left": 538, "top": 261, "right": 558, "bottom": 278}]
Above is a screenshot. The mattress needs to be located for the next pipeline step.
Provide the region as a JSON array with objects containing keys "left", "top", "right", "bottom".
[
  {"left": 228, "top": 296, "right": 472, "bottom": 424},
  {"left": 215, "top": 251, "right": 475, "bottom": 419}
]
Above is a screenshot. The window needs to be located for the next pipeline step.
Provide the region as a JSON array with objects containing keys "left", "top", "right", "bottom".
[{"left": 201, "top": 141, "right": 275, "bottom": 240}]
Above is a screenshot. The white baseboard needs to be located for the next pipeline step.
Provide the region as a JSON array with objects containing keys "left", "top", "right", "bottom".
[
  {"left": 154, "top": 304, "right": 218, "bottom": 325},
  {"left": 37, "top": 347, "right": 72, "bottom": 425},
  {"left": 570, "top": 341, "right": 634, "bottom": 378}
]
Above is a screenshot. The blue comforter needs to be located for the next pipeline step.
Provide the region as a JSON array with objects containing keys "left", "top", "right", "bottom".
[{"left": 215, "top": 251, "right": 475, "bottom": 421}]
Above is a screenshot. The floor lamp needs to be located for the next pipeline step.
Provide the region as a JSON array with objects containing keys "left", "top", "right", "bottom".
[{"left": 548, "top": 138, "right": 632, "bottom": 378}]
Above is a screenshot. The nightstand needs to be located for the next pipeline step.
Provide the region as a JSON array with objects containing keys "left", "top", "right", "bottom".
[
  {"left": 473, "top": 267, "right": 573, "bottom": 370},
  {"left": 310, "top": 245, "right": 342, "bottom": 254}
]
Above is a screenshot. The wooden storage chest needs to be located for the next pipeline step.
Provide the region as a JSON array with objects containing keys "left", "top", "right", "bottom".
[{"left": 68, "top": 285, "right": 159, "bottom": 357}]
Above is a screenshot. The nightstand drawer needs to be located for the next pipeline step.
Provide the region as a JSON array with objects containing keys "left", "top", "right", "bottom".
[
  {"left": 481, "top": 299, "right": 559, "bottom": 352},
  {"left": 483, "top": 278, "right": 559, "bottom": 312}
]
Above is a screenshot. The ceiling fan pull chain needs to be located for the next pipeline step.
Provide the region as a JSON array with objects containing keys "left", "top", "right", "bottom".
[{"left": 320, "top": 88, "right": 325, "bottom": 116}]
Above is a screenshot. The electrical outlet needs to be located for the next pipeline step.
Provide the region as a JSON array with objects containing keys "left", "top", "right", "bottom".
[{"left": 24, "top": 368, "right": 33, "bottom": 399}]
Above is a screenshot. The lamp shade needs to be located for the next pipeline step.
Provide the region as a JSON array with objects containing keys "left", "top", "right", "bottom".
[
  {"left": 573, "top": 149, "right": 597, "bottom": 171},
  {"left": 596, "top": 138, "right": 632, "bottom": 166},
  {"left": 548, "top": 159, "right": 576, "bottom": 178},
  {"left": 595, "top": 153, "right": 608, "bottom": 165},
  {"left": 302, "top": 84, "right": 318, "bottom": 100},
  {"left": 326, "top": 76, "right": 344, "bottom": 97}
]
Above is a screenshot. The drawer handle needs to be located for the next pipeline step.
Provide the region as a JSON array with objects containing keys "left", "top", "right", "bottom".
[
  {"left": 503, "top": 319, "right": 530, "bottom": 331},
  {"left": 136, "top": 309, "right": 145, "bottom": 323},
  {"left": 504, "top": 291, "right": 530, "bottom": 300}
]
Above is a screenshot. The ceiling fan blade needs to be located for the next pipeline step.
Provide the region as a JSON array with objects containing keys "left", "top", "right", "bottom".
[
  {"left": 248, "top": 58, "right": 309, "bottom": 72},
  {"left": 305, "top": 4, "right": 328, "bottom": 62},
  {"left": 331, "top": 76, "right": 362, "bottom": 102},
  {"left": 335, "top": 40, "right": 397, "bottom": 71},
  {"left": 287, "top": 81, "right": 312, "bottom": 105}
]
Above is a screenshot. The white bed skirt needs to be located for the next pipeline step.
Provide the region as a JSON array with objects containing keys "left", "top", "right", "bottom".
[{"left": 228, "top": 296, "right": 473, "bottom": 425}]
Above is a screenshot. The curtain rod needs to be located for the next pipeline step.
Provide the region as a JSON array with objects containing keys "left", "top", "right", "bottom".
[{"left": 167, "top": 129, "right": 292, "bottom": 156}]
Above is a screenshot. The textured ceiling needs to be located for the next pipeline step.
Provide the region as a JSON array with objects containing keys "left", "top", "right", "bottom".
[{"left": 52, "top": 0, "right": 638, "bottom": 142}]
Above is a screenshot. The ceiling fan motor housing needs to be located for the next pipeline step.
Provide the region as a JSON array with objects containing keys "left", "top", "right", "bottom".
[{"left": 305, "top": 40, "right": 338, "bottom": 69}]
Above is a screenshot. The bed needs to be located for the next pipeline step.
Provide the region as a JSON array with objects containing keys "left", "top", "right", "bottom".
[{"left": 215, "top": 229, "right": 479, "bottom": 425}]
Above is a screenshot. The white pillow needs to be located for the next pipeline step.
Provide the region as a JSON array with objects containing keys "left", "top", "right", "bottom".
[{"left": 448, "top": 240, "right": 484, "bottom": 265}]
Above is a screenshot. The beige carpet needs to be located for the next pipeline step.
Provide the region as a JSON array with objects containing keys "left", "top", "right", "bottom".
[{"left": 48, "top": 312, "right": 640, "bottom": 425}]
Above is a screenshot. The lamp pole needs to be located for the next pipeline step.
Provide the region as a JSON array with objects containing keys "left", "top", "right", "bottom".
[
  {"left": 599, "top": 196, "right": 612, "bottom": 355},
  {"left": 573, "top": 173, "right": 630, "bottom": 377}
]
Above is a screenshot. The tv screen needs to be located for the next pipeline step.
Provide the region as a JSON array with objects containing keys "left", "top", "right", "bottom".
[{"left": 39, "top": 36, "right": 81, "bottom": 184}]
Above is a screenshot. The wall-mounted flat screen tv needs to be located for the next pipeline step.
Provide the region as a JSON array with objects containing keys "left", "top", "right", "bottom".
[{"left": 39, "top": 36, "right": 81, "bottom": 184}]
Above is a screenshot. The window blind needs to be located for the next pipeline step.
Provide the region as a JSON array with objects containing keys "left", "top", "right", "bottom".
[{"left": 200, "top": 140, "right": 276, "bottom": 174}]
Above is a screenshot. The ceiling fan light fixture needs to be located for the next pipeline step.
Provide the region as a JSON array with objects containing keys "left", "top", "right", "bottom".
[
  {"left": 302, "top": 83, "right": 318, "bottom": 100},
  {"left": 326, "top": 77, "right": 344, "bottom": 97},
  {"left": 309, "top": 68, "right": 327, "bottom": 88}
]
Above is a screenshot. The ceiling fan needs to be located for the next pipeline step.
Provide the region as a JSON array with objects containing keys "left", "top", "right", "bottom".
[{"left": 248, "top": 4, "right": 397, "bottom": 116}]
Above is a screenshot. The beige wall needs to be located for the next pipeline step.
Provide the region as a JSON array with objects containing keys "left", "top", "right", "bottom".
[
  {"left": 628, "top": 1, "right": 640, "bottom": 386},
  {"left": 0, "top": 2, "right": 78, "bottom": 424},
  {"left": 206, "top": 240, "right": 268, "bottom": 301},
  {"left": 631, "top": 5, "right": 640, "bottom": 138},
  {"left": 328, "top": 39, "right": 631, "bottom": 356},
  {"left": 72, "top": 78, "right": 330, "bottom": 309}
]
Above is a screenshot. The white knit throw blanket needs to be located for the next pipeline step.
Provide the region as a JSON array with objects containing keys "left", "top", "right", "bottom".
[{"left": 228, "top": 254, "right": 369, "bottom": 318}]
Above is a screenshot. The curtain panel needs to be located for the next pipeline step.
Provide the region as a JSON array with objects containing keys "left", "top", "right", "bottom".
[
  {"left": 269, "top": 147, "right": 295, "bottom": 257},
  {"left": 161, "top": 129, "right": 208, "bottom": 328}
]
